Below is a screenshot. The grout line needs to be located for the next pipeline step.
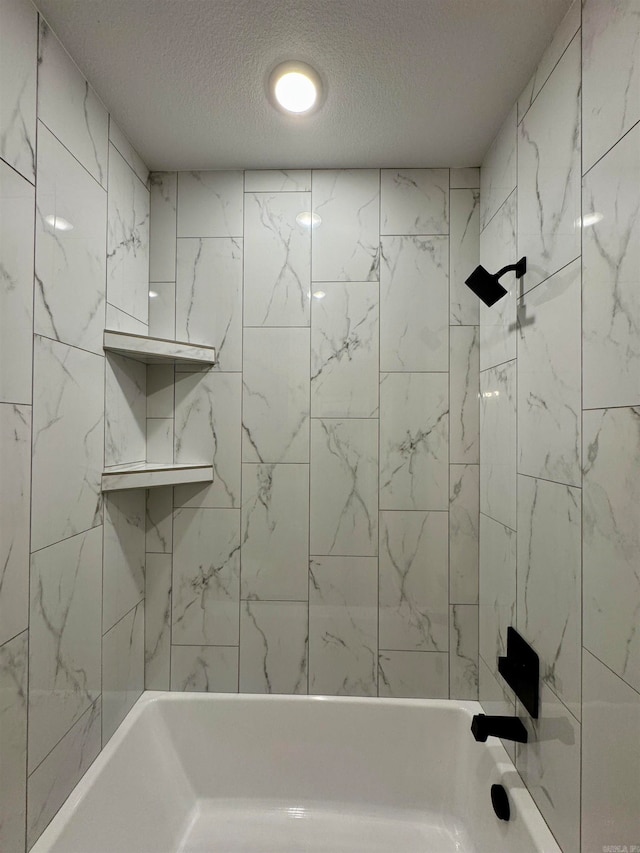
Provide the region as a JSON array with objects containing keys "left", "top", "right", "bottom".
[
  {"left": 377, "top": 168, "right": 381, "bottom": 697},
  {"left": 0, "top": 154, "right": 35, "bottom": 186},
  {"left": 36, "top": 116, "right": 107, "bottom": 192},
  {"left": 33, "top": 332, "right": 105, "bottom": 361},
  {"left": 24, "top": 13, "right": 41, "bottom": 838},
  {"left": 518, "top": 28, "right": 582, "bottom": 128},
  {"left": 579, "top": 16, "right": 584, "bottom": 846},
  {"left": 26, "top": 695, "right": 101, "bottom": 782},
  {"left": 517, "top": 470, "right": 582, "bottom": 490},
  {"left": 581, "top": 116, "right": 640, "bottom": 178},
  {"left": 582, "top": 647, "right": 640, "bottom": 699}
]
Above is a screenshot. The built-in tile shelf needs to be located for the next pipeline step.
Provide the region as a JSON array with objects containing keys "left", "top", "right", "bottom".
[
  {"left": 101, "top": 461, "right": 213, "bottom": 492},
  {"left": 103, "top": 330, "right": 216, "bottom": 365}
]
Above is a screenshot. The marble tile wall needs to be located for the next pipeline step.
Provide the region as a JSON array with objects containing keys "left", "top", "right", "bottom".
[
  {"left": 0, "top": 2, "right": 148, "bottom": 848},
  {"left": 145, "top": 166, "right": 481, "bottom": 704},
  {"left": 479, "top": 2, "right": 640, "bottom": 851}
]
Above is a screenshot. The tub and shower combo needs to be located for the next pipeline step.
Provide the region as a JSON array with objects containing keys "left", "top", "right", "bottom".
[{"left": 32, "top": 692, "right": 560, "bottom": 852}]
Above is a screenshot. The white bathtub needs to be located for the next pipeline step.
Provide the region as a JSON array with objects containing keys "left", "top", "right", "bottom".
[{"left": 32, "top": 692, "right": 561, "bottom": 853}]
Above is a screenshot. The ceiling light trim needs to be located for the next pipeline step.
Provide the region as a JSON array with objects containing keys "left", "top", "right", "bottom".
[{"left": 268, "top": 60, "right": 324, "bottom": 116}]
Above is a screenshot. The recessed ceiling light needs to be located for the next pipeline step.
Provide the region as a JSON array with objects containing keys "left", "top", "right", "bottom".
[
  {"left": 269, "top": 61, "right": 322, "bottom": 115},
  {"left": 149, "top": 290, "right": 158, "bottom": 299},
  {"left": 44, "top": 214, "right": 74, "bottom": 231},
  {"left": 296, "top": 211, "right": 322, "bottom": 229},
  {"left": 313, "top": 290, "right": 326, "bottom": 300}
]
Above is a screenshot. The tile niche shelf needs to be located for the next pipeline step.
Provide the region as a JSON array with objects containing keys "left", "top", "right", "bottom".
[
  {"left": 102, "top": 329, "right": 216, "bottom": 492},
  {"left": 103, "top": 329, "right": 216, "bottom": 365},
  {"left": 102, "top": 462, "right": 213, "bottom": 492}
]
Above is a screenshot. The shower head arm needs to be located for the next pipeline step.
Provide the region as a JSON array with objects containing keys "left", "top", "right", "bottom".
[{"left": 495, "top": 257, "right": 527, "bottom": 281}]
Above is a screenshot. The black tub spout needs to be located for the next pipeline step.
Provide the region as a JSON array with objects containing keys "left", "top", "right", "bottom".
[{"left": 471, "top": 714, "right": 528, "bottom": 743}]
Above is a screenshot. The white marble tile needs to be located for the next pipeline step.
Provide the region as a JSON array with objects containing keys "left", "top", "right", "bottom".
[
  {"left": 517, "top": 475, "right": 581, "bottom": 720},
  {"left": 176, "top": 237, "right": 242, "bottom": 368},
  {"left": 103, "top": 490, "right": 145, "bottom": 633},
  {"left": 581, "top": 650, "right": 640, "bottom": 853},
  {"left": 37, "top": 19, "right": 108, "bottom": 187},
  {"left": 517, "top": 0, "right": 581, "bottom": 124},
  {"left": 450, "top": 168, "right": 480, "bottom": 189},
  {"left": 243, "top": 192, "right": 311, "bottom": 326},
  {"left": 378, "top": 651, "right": 448, "bottom": 699},
  {"left": 145, "top": 486, "right": 173, "bottom": 554},
  {"left": 582, "top": 0, "right": 640, "bottom": 173},
  {"left": 518, "top": 258, "right": 581, "bottom": 485},
  {"left": 27, "top": 698, "right": 101, "bottom": 850},
  {"left": 450, "top": 325, "right": 479, "bottom": 464},
  {"left": 174, "top": 371, "right": 241, "bottom": 508},
  {"left": 311, "top": 170, "right": 379, "bottom": 282},
  {"left": 239, "top": 600, "right": 308, "bottom": 694},
  {"left": 107, "top": 144, "right": 149, "bottom": 326},
  {"left": 108, "top": 118, "right": 149, "bottom": 187},
  {"left": 583, "top": 407, "right": 640, "bottom": 693},
  {"left": 172, "top": 508, "right": 240, "bottom": 646},
  {"left": 450, "top": 189, "right": 480, "bottom": 325},
  {"left": 148, "top": 281, "right": 176, "bottom": 339},
  {"left": 28, "top": 526, "right": 102, "bottom": 773},
  {"left": 0, "top": 158, "right": 34, "bottom": 404},
  {"left": 241, "top": 464, "right": 309, "bottom": 601},
  {"left": 449, "top": 464, "right": 479, "bottom": 605},
  {"left": 145, "top": 553, "right": 171, "bottom": 690},
  {"left": 380, "top": 236, "right": 449, "bottom": 372},
  {"left": 379, "top": 510, "right": 448, "bottom": 651},
  {"left": 479, "top": 190, "right": 517, "bottom": 371},
  {"left": 244, "top": 170, "right": 311, "bottom": 192},
  {"left": 480, "top": 105, "right": 516, "bottom": 230},
  {"left": 105, "top": 303, "right": 148, "bottom": 335},
  {"left": 0, "top": 405, "right": 30, "bottom": 646},
  {"left": 0, "top": 630, "right": 27, "bottom": 853},
  {"left": 380, "top": 169, "right": 448, "bottom": 235},
  {"left": 311, "top": 281, "right": 379, "bottom": 417},
  {"left": 583, "top": 122, "right": 640, "bottom": 409},
  {"left": 147, "top": 417, "right": 173, "bottom": 463},
  {"left": 102, "top": 600, "right": 144, "bottom": 744},
  {"left": 0, "top": 0, "right": 36, "bottom": 181},
  {"left": 452, "top": 613, "right": 479, "bottom": 703},
  {"left": 31, "top": 337, "right": 104, "bottom": 551},
  {"left": 35, "top": 123, "right": 107, "bottom": 355},
  {"left": 170, "top": 646, "right": 238, "bottom": 692},
  {"left": 146, "top": 364, "right": 174, "bottom": 418},
  {"left": 450, "top": 605, "right": 478, "bottom": 700},
  {"left": 177, "top": 170, "right": 243, "bottom": 237},
  {"left": 149, "top": 172, "right": 177, "bottom": 282},
  {"left": 480, "top": 361, "right": 516, "bottom": 531},
  {"left": 379, "top": 372, "right": 449, "bottom": 510},
  {"left": 105, "top": 352, "right": 146, "bottom": 468},
  {"left": 309, "top": 557, "right": 377, "bottom": 696},
  {"left": 478, "top": 656, "right": 515, "bottom": 762},
  {"left": 242, "top": 328, "right": 310, "bottom": 464},
  {"left": 479, "top": 513, "right": 516, "bottom": 678},
  {"left": 518, "top": 36, "right": 581, "bottom": 293},
  {"left": 516, "top": 681, "right": 581, "bottom": 853},
  {"left": 310, "top": 419, "right": 378, "bottom": 556}
]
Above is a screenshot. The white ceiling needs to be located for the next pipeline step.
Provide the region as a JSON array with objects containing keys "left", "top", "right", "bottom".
[{"left": 35, "top": 0, "right": 572, "bottom": 171}]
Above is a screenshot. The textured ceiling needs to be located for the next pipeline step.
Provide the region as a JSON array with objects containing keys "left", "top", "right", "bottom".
[{"left": 34, "top": 0, "right": 573, "bottom": 171}]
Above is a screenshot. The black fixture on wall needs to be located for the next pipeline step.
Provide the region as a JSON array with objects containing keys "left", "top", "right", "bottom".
[
  {"left": 498, "top": 627, "right": 539, "bottom": 719},
  {"left": 464, "top": 256, "right": 527, "bottom": 306}
]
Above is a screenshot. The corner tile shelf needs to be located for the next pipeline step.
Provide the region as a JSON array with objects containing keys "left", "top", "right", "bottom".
[
  {"left": 102, "top": 330, "right": 215, "bottom": 492},
  {"left": 103, "top": 330, "right": 216, "bottom": 365},
  {"left": 102, "top": 462, "right": 213, "bottom": 492}
]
